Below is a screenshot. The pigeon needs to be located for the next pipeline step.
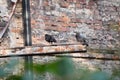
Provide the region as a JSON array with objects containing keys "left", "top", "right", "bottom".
[
  {"left": 75, "top": 32, "right": 88, "bottom": 46},
  {"left": 45, "top": 34, "right": 57, "bottom": 43}
]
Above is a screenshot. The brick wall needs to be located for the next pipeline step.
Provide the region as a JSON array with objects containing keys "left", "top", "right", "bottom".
[
  {"left": 30, "top": 0, "right": 120, "bottom": 49},
  {"left": 0, "top": 0, "right": 120, "bottom": 79},
  {"left": 29, "top": 0, "right": 120, "bottom": 79}
]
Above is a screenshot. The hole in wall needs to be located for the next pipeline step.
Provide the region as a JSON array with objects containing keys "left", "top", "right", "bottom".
[{"left": 16, "top": 37, "right": 19, "bottom": 39}]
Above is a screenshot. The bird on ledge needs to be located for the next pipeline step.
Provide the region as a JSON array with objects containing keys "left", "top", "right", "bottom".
[
  {"left": 45, "top": 34, "right": 57, "bottom": 44},
  {"left": 75, "top": 32, "right": 88, "bottom": 46}
]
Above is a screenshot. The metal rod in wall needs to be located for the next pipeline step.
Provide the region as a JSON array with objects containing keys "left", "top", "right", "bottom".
[{"left": 22, "top": 0, "right": 33, "bottom": 79}]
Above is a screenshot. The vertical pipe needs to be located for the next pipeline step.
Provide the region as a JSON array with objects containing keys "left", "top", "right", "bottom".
[
  {"left": 22, "top": 0, "right": 32, "bottom": 46},
  {"left": 22, "top": 0, "right": 33, "bottom": 80}
]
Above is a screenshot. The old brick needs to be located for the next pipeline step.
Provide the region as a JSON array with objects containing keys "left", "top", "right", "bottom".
[
  {"left": 68, "top": 23, "right": 77, "bottom": 27},
  {"left": 71, "top": 18, "right": 82, "bottom": 23},
  {"left": 59, "top": 2, "right": 69, "bottom": 8},
  {"left": 44, "top": 21, "right": 52, "bottom": 26},
  {"left": 112, "top": 55, "right": 120, "bottom": 60},
  {"left": 61, "top": 23, "right": 69, "bottom": 27},
  {"left": 44, "top": 26, "right": 57, "bottom": 31},
  {"left": 76, "top": 3, "right": 81, "bottom": 8},
  {"left": 32, "top": 36, "right": 45, "bottom": 44},
  {"left": 10, "top": 28, "right": 21, "bottom": 33},
  {"left": 57, "top": 26, "right": 69, "bottom": 32},
  {"left": 62, "top": 15, "right": 71, "bottom": 23},
  {"left": 73, "top": 0, "right": 85, "bottom": 3},
  {"left": 77, "top": 0, "right": 86, "bottom": 4},
  {"left": 31, "top": 19, "right": 36, "bottom": 25},
  {"left": 43, "top": 0, "right": 49, "bottom": 6}
]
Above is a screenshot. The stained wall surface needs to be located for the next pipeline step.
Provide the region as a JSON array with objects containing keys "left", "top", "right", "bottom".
[
  {"left": 30, "top": 0, "right": 120, "bottom": 50},
  {"left": 0, "top": 0, "right": 120, "bottom": 79}
]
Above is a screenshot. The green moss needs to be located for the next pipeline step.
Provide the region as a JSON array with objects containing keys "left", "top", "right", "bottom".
[{"left": 110, "top": 68, "right": 120, "bottom": 80}]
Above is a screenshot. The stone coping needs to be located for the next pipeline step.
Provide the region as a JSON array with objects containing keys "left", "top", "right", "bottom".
[{"left": 0, "top": 44, "right": 86, "bottom": 56}]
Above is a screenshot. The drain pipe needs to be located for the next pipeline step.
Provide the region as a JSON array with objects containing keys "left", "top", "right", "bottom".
[{"left": 22, "top": 0, "right": 33, "bottom": 79}]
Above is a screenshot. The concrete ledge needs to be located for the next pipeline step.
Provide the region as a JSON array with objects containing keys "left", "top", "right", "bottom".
[{"left": 0, "top": 44, "right": 86, "bottom": 56}]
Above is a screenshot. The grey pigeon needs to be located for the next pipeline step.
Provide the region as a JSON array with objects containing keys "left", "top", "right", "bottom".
[
  {"left": 75, "top": 32, "right": 88, "bottom": 46},
  {"left": 45, "top": 34, "right": 57, "bottom": 43}
]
